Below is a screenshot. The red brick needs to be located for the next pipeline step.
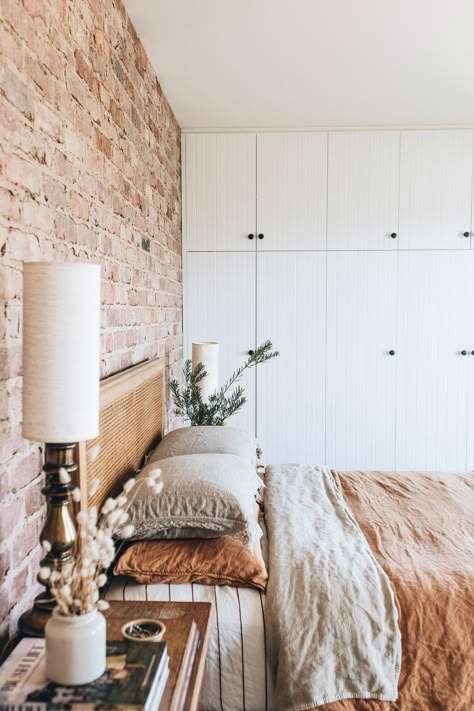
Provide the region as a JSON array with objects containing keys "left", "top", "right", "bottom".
[
  {"left": 55, "top": 212, "right": 77, "bottom": 242},
  {"left": 24, "top": 478, "right": 45, "bottom": 517},
  {"left": 35, "top": 102, "right": 62, "bottom": 142},
  {"left": 69, "top": 190, "right": 89, "bottom": 220},
  {"left": 95, "top": 126, "right": 112, "bottom": 159},
  {"left": 0, "top": 498, "right": 23, "bottom": 540},
  {"left": 22, "top": 198, "right": 52, "bottom": 232},
  {"left": 7, "top": 450, "right": 43, "bottom": 494},
  {"left": 0, "top": 186, "right": 21, "bottom": 221},
  {"left": 22, "top": 0, "right": 47, "bottom": 22},
  {"left": 7, "top": 228, "right": 41, "bottom": 261},
  {"left": 4, "top": 154, "right": 42, "bottom": 194},
  {"left": 43, "top": 174, "right": 67, "bottom": 208},
  {"left": 0, "top": 23, "right": 23, "bottom": 70},
  {"left": 0, "top": 550, "right": 11, "bottom": 580}
]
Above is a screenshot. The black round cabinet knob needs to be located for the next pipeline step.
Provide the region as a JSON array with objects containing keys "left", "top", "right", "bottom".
[
  {"left": 471, "top": 351, "right": 474, "bottom": 356},
  {"left": 390, "top": 232, "right": 397, "bottom": 239},
  {"left": 258, "top": 233, "right": 264, "bottom": 240},
  {"left": 461, "top": 350, "right": 467, "bottom": 356},
  {"left": 389, "top": 350, "right": 396, "bottom": 356},
  {"left": 248, "top": 350, "right": 255, "bottom": 356},
  {"left": 463, "top": 232, "right": 470, "bottom": 238},
  {"left": 248, "top": 233, "right": 255, "bottom": 240}
]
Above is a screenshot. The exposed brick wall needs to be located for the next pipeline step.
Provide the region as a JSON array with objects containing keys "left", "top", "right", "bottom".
[{"left": 0, "top": 0, "right": 182, "bottom": 638}]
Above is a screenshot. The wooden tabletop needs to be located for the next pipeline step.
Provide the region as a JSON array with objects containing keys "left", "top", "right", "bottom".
[{"left": 104, "top": 600, "right": 213, "bottom": 711}]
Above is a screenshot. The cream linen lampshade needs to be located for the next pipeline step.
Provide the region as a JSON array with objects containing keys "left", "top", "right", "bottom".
[
  {"left": 192, "top": 342, "right": 219, "bottom": 402},
  {"left": 22, "top": 262, "right": 101, "bottom": 443}
]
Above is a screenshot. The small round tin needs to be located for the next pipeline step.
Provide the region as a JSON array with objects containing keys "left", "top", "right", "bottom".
[{"left": 121, "top": 618, "right": 166, "bottom": 642}]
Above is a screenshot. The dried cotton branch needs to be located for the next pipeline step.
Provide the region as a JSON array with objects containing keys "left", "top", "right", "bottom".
[{"left": 45, "top": 470, "right": 159, "bottom": 617}]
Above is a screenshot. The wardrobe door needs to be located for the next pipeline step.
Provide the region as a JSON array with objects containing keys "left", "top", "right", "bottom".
[
  {"left": 396, "top": 251, "right": 472, "bottom": 471},
  {"left": 256, "top": 133, "right": 327, "bottom": 250},
  {"left": 256, "top": 252, "right": 326, "bottom": 464},
  {"left": 327, "top": 131, "right": 400, "bottom": 250},
  {"left": 185, "top": 252, "right": 256, "bottom": 433},
  {"left": 399, "top": 130, "right": 473, "bottom": 249},
  {"left": 326, "top": 252, "right": 398, "bottom": 470},
  {"left": 184, "top": 133, "right": 256, "bottom": 251}
]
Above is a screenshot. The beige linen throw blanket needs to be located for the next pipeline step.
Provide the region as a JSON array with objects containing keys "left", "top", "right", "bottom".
[{"left": 264, "top": 464, "right": 401, "bottom": 711}]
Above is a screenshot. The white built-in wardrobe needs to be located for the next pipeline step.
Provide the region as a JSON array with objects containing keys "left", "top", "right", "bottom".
[{"left": 183, "top": 130, "right": 474, "bottom": 471}]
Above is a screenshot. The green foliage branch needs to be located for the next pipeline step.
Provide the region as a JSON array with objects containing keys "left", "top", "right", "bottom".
[{"left": 170, "top": 340, "right": 279, "bottom": 426}]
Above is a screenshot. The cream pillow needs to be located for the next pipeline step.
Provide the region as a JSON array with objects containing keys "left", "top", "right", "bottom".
[
  {"left": 148, "top": 426, "right": 260, "bottom": 467},
  {"left": 117, "top": 453, "right": 262, "bottom": 548}
]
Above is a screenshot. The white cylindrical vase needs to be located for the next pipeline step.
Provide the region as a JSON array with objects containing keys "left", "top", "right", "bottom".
[
  {"left": 192, "top": 342, "right": 219, "bottom": 402},
  {"left": 45, "top": 608, "right": 106, "bottom": 685}
]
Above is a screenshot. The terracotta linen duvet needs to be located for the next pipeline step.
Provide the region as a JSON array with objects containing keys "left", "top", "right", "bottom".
[{"left": 325, "top": 469, "right": 474, "bottom": 711}]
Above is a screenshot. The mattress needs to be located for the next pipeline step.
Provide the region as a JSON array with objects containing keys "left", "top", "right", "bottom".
[{"left": 106, "top": 577, "right": 275, "bottom": 711}]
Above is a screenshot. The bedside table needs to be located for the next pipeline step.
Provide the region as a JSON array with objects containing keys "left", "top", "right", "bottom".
[{"left": 104, "top": 601, "right": 213, "bottom": 711}]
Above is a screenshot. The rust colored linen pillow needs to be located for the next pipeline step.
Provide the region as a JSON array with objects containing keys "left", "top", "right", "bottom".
[{"left": 114, "top": 535, "right": 268, "bottom": 591}]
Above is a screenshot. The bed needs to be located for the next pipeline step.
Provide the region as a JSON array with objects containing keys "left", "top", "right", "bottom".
[{"left": 78, "top": 358, "right": 474, "bottom": 711}]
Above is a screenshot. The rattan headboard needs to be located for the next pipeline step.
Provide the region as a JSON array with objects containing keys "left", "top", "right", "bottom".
[{"left": 77, "top": 357, "right": 166, "bottom": 510}]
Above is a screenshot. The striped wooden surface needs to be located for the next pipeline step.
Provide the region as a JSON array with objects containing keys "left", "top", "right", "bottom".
[{"left": 107, "top": 579, "right": 275, "bottom": 711}]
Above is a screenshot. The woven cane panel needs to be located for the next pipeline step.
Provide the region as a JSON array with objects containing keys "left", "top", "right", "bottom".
[{"left": 81, "top": 359, "right": 165, "bottom": 510}]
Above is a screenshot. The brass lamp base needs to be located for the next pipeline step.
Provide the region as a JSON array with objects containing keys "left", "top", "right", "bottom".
[
  {"left": 18, "top": 591, "right": 56, "bottom": 637},
  {"left": 18, "top": 443, "right": 78, "bottom": 637}
]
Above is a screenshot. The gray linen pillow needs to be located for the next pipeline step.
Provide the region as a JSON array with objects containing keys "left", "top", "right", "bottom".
[
  {"left": 118, "top": 453, "right": 262, "bottom": 548},
  {"left": 148, "top": 426, "right": 260, "bottom": 467}
]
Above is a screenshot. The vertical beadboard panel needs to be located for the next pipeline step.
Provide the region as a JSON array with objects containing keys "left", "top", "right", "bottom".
[
  {"left": 327, "top": 131, "right": 400, "bottom": 250},
  {"left": 396, "top": 251, "right": 471, "bottom": 471},
  {"left": 467, "top": 253, "right": 474, "bottom": 470},
  {"left": 256, "top": 133, "right": 327, "bottom": 250},
  {"left": 399, "top": 130, "right": 473, "bottom": 249},
  {"left": 185, "top": 253, "right": 256, "bottom": 433},
  {"left": 185, "top": 133, "right": 256, "bottom": 251},
  {"left": 326, "top": 251, "right": 398, "bottom": 470},
  {"left": 256, "top": 252, "right": 326, "bottom": 464}
]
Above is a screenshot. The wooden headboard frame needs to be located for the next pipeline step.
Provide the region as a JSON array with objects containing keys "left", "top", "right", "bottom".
[{"left": 77, "top": 357, "right": 166, "bottom": 511}]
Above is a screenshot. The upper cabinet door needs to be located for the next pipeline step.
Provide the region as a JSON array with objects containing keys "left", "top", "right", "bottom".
[
  {"left": 399, "top": 130, "right": 473, "bottom": 249},
  {"left": 184, "top": 133, "right": 256, "bottom": 251},
  {"left": 327, "top": 131, "right": 400, "bottom": 250},
  {"left": 256, "top": 133, "right": 327, "bottom": 250}
]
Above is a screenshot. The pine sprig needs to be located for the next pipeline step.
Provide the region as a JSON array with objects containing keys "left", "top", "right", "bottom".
[{"left": 170, "top": 340, "right": 279, "bottom": 426}]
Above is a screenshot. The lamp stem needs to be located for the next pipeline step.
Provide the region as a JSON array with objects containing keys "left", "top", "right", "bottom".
[{"left": 18, "top": 443, "right": 77, "bottom": 637}]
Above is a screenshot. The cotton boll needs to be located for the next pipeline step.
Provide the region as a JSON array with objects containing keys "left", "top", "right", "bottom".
[
  {"left": 102, "top": 498, "right": 117, "bottom": 514},
  {"left": 59, "top": 467, "right": 71, "bottom": 484},
  {"left": 88, "top": 444, "right": 101, "bottom": 463},
  {"left": 97, "top": 600, "right": 110, "bottom": 611},
  {"left": 42, "top": 540, "right": 52, "bottom": 553},
  {"left": 123, "top": 478, "right": 136, "bottom": 493},
  {"left": 39, "top": 567, "right": 51, "bottom": 580},
  {"left": 121, "top": 525, "right": 135, "bottom": 539},
  {"left": 72, "top": 488, "right": 81, "bottom": 502},
  {"left": 89, "top": 478, "right": 100, "bottom": 497}
]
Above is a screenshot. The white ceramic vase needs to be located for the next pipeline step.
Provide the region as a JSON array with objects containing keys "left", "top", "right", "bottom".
[{"left": 45, "top": 608, "right": 106, "bottom": 685}]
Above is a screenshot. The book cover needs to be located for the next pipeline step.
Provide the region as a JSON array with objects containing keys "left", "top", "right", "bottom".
[{"left": 0, "top": 638, "right": 168, "bottom": 710}]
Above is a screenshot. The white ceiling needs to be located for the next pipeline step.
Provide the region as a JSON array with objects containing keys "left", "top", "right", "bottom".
[{"left": 123, "top": 0, "right": 474, "bottom": 129}]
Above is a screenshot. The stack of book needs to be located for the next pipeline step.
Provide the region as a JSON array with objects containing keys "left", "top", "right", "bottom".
[{"left": 0, "top": 617, "right": 200, "bottom": 710}]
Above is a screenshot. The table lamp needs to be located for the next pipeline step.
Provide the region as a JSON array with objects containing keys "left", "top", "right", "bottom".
[{"left": 19, "top": 262, "right": 101, "bottom": 636}]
